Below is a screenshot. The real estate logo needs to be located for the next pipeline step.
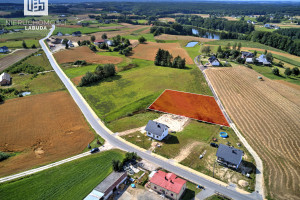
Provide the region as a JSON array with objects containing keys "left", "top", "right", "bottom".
[{"left": 24, "top": 0, "right": 48, "bottom": 16}]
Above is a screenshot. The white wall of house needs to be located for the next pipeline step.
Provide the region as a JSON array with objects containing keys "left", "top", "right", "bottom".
[
  {"left": 147, "top": 128, "right": 168, "bottom": 141},
  {"left": 211, "top": 60, "right": 220, "bottom": 66},
  {"left": 150, "top": 182, "right": 186, "bottom": 200}
]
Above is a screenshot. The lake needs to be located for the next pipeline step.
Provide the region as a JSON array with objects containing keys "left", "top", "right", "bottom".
[
  {"left": 192, "top": 29, "right": 220, "bottom": 40},
  {"left": 186, "top": 42, "right": 199, "bottom": 47}
]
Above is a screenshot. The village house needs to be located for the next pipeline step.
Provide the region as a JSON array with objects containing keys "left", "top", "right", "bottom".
[
  {"left": 149, "top": 170, "right": 186, "bottom": 200},
  {"left": 0, "top": 46, "right": 9, "bottom": 53},
  {"left": 57, "top": 32, "right": 63, "bottom": 36},
  {"left": 94, "top": 39, "right": 106, "bottom": 46},
  {"left": 246, "top": 57, "right": 254, "bottom": 63},
  {"left": 0, "top": 72, "right": 12, "bottom": 86},
  {"left": 241, "top": 51, "right": 254, "bottom": 59},
  {"left": 52, "top": 38, "right": 63, "bottom": 44},
  {"left": 72, "top": 31, "right": 82, "bottom": 37},
  {"left": 84, "top": 171, "right": 127, "bottom": 200},
  {"left": 257, "top": 54, "right": 271, "bottom": 65},
  {"left": 208, "top": 56, "right": 220, "bottom": 66},
  {"left": 145, "top": 120, "right": 168, "bottom": 141},
  {"left": 216, "top": 144, "right": 244, "bottom": 169}
]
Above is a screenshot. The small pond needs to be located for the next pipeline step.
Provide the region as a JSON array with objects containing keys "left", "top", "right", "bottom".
[
  {"left": 192, "top": 29, "right": 220, "bottom": 40},
  {"left": 185, "top": 42, "right": 199, "bottom": 47}
]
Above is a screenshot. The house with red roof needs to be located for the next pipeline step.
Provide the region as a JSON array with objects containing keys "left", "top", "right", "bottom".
[{"left": 149, "top": 170, "right": 186, "bottom": 200}]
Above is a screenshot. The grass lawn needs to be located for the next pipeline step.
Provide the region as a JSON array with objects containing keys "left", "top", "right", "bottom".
[
  {"left": 0, "top": 40, "right": 39, "bottom": 49},
  {"left": 23, "top": 50, "right": 53, "bottom": 70},
  {"left": 64, "top": 64, "right": 99, "bottom": 79},
  {"left": 254, "top": 25, "right": 276, "bottom": 32},
  {"left": 0, "top": 150, "right": 125, "bottom": 200},
  {"left": 53, "top": 27, "right": 118, "bottom": 35},
  {"left": 123, "top": 33, "right": 155, "bottom": 42},
  {"left": 107, "top": 111, "right": 161, "bottom": 133},
  {"left": 121, "top": 131, "right": 152, "bottom": 149},
  {"left": 76, "top": 59, "right": 212, "bottom": 122}
]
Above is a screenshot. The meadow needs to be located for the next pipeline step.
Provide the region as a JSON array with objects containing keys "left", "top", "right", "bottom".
[
  {"left": 0, "top": 40, "right": 40, "bottom": 49},
  {"left": 0, "top": 30, "right": 49, "bottom": 41},
  {"left": 53, "top": 27, "right": 118, "bottom": 35},
  {"left": 0, "top": 150, "right": 124, "bottom": 200}
]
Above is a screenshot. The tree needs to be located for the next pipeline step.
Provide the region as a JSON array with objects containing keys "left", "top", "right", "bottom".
[
  {"left": 253, "top": 50, "right": 257, "bottom": 56},
  {"left": 78, "top": 41, "right": 81, "bottom": 46},
  {"left": 237, "top": 42, "right": 242, "bottom": 51},
  {"left": 225, "top": 42, "right": 231, "bottom": 50},
  {"left": 62, "top": 38, "right": 69, "bottom": 45},
  {"left": 217, "top": 45, "right": 222, "bottom": 53},
  {"left": 138, "top": 36, "right": 147, "bottom": 44},
  {"left": 112, "top": 160, "right": 122, "bottom": 172},
  {"left": 292, "top": 67, "right": 299, "bottom": 76},
  {"left": 22, "top": 40, "right": 27, "bottom": 48},
  {"left": 31, "top": 44, "right": 36, "bottom": 49},
  {"left": 278, "top": 61, "right": 284, "bottom": 68},
  {"left": 266, "top": 52, "right": 273, "bottom": 62},
  {"left": 91, "top": 35, "right": 96, "bottom": 42},
  {"left": 89, "top": 45, "right": 97, "bottom": 52},
  {"left": 232, "top": 43, "right": 237, "bottom": 50},
  {"left": 0, "top": 94, "right": 4, "bottom": 103},
  {"left": 65, "top": 43, "right": 69, "bottom": 49},
  {"left": 102, "top": 33, "right": 107, "bottom": 39},
  {"left": 272, "top": 68, "right": 280, "bottom": 76},
  {"left": 201, "top": 46, "right": 211, "bottom": 55},
  {"left": 284, "top": 68, "right": 292, "bottom": 76},
  {"left": 264, "top": 49, "right": 268, "bottom": 55}
]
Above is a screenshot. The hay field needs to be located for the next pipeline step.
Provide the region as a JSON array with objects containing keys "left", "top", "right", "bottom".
[
  {"left": 206, "top": 66, "right": 300, "bottom": 200},
  {"left": 154, "top": 34, "right": 215, "bottom": 42},
  {"left": 130, "top": 42, "right": 194, "bottom": 64},
  {"left": 0, "top": 91, "right": 94, "bottom": 177},
  {"left": 53, "top": 46, "right": 123, "bottom": 64}
]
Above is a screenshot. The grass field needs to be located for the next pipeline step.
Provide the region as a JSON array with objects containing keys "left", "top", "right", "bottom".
[
  {"left": 0, "top": 30, "right": 49, "bottom": 41},
  {"left": 0, "top": 40, "right": 40, "bottom": 49},
  {"left": 53, "top": 27, "right": 118, "bottom": 35},
  {"left": 122, "top": 131, "right": 152, "bottom": 149},
  {"left": 0, "top": 150, "right": 124, "bottom": 200},
  {"left": 123, "top": 33, "right": 155, "bottom": 42},
  {"left": 75, "top": 59, "right": 212, "bottom": 122}
]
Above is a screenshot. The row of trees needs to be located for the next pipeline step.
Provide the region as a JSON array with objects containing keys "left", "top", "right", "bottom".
[
  {"left": 274, "top": 28, "right": 300, "bottom": 40},
  {"left": 5, "top": 63, "right": 44, "bottom": 74},
  {"left": 150, "top": 22, "right": 192, "bottom": 36},
  {"left": 112, "top": 152, "right": 139, "bottom": 172},
  {"left": 79, "top": 64, "right": 116, "bottom": 87},
  {"left": 273, "top": 67, "right": 299, "bottom": 76},
  {"left": 22, "top": 41, "right": 36, "bottom": 49},
  {"left": 154, "top": 49, "right": 186, "bottom": 69}
]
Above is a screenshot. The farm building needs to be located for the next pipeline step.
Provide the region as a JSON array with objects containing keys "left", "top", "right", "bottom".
[
  {"left": 72, "top": 31, "right": 82, "bottom": 37},
  {"left": 0, "top": 72, "right": 12, "bottom": 86},
  {"left": 149, "top": 170, "right": 186, "bottom": 200},
  {"left": 257, "top": 54, "right": 271, "bottom": 65},
  {"left": 84, "top": 171, "right": 127, "bottom": 200},
  {"left": 0, "top": 46, "right": 9, "bottom": 53},
  {"left": 208, "top": 56, "right": 220, "bottom": 66},
  {"left": 145, "top": 120, "right": 168, "bottom": 141},
  {"left": 216, "top": 144, "right": 244, "bottom": 169},
  {"left": 241, "top": 51, "right": 254, "bottom": 59},
  {"left": 94, "top": 39, "right": 106, "bottom": 45}
]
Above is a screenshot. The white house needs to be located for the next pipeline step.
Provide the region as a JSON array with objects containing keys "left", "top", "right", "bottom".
[
  {"left": 145, "top": 120, "right": 168, "bottom": 141},
  {"left": 0, "top": 72, "right": 12, "bottom": 86},
  {"left": 257, "top": 54, "right": 271, "bottom": 65},
  {"left": 246, "top": 58, "right": 254, "bottom": 63},
  {"left": 208, "top": 56, "right": 220, "bottom": 66}
]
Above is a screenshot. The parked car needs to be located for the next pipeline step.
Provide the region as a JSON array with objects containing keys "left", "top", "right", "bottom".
[
  {"left": 210, "top": 143, "right": 219, "bottom": 148},
  {"left": 91, "top": 147, "right": 99, "bottom": 153}
]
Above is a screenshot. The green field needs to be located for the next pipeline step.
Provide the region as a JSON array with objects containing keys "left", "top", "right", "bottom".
[
  {"left": 0, "top": 40, "right": 39, "bottom": 49},
  {"left": 0, "top": 30, "right": 49, "bottom": 41},
  {"left": 53, "top": 27, "right": 118, "bottom": 35},
  {"left": 0, "top": 150, "right": 125, "bottom": 200},
  {"left": 74, "top": 59, "right": 211, "bottom": 122},
  {"left": 64, "top": 64, "right": 98, "bottom": 79},
  {"left": 123, "top": 33, "right": 155, "bottom": 42},
  {"left": 122, "top": 131, "right": 152, "bottom": 149}
]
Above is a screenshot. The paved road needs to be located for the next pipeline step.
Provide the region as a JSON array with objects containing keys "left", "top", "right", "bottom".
[
  {"left": 0, "top": 26, "right": 260, "bottom": 200},
  {"left": 194, "top": 56, "right": 264, "bottom": 199}
]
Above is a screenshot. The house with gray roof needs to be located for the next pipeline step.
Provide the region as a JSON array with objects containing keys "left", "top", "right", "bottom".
[
  {"left": 257, "top": 54, "right": 271, "bottom": 65},
  {"left": 0, "top": 46, "right": 9, "bottom": 53},
  {"left": 0, "top": 72, "right": 12, "bottom": 86},
  {"left": 216, "top": 144, "right": 244, "bottom": 169},
  {"left": 84, "top": 171, "right": 127, "bottom": 200},
  {"left": 145, "top": 120, "right": 169, "bottom": 141}
]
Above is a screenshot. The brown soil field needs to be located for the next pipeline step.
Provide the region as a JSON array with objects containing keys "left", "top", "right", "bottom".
[
  {"left": 53, "top": 46, "right": 123, "bottom": 64},
  {"left": 71, "top": 75, "right": 84, "bottom": 86},
  {"left": 148, "top": 89, "right": 229, "bottom": 126},
  {"left": 275, "top": 80, "right": 300, "bottom": 91},
  {"left": 56, "top": 24, "right": 150, "bottom": 42},
  {"left": 191, "top": 14, "right": 210, "bottom": 18},
  {"left": 0, "top": 49, "right": 38, "bottom": 72},
  {"left": 0, "top": 91, "right": 94, "bottom": 177},
  {"left": 158, "top": 18, "right": 176, "bottom": 22},
  {"left": 154, "top": 34, "right": 215, "bottom": 42},
  {"left": 206, "top": 66, "right": 300, "bottom": 200},
  {"left": 222, "top": 16, "right": 238, "bottom": 21},
  {"left": 130, "top": 42, "right": 194, "bottom": 64}
]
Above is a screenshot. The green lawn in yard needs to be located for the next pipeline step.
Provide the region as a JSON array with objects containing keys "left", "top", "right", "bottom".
[
  {"left": 64, "top": 64, "right": 99, "bottom": 79},
  {"left": 0, "top": 40, "right": 39, "bottom": 49},
  {"left": 205, "top": 195, "right": 227, "bottom": 200},
  {"left": 76, "top": 59, "right": 212, "bottom": 122},
  {"left": 121, "top": 131, "right": 152, "bottom": 149},
  {"left": 107, "top": 111, "right": 161, "bottom": 133},
  {"left": 0, "top": 150, "right": 125, "bottom": 200},
  {"left": 205, "top": 40, "right": 285, "bottom": 53},
  {"left": 123, "top": 33, "right": 155, "bottom": 42},
  {"left": 53, "top": 27, "right": 118, "bottom": 35}
]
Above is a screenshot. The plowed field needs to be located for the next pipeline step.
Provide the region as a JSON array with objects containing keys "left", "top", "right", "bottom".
[
  {"left": 148, "top": 89, "right": 229, "bottom": 126},
  {"left": 53, "top": 46, "right": 123, "bottom": 64},
  {"left": 206, "top": 66, "right": 300, "bottom": 200},
  {"left": 154, "top": 34, "right": 215, "bottom": 42},
  {"left": 0, "top": 91, "right": 94, "bottom": 177},
  {"left": 130, "top": 42, "right": 194, "bottom": 64}
]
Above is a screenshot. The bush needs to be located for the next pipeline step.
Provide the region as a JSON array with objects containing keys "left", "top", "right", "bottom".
[
  {"left": 0, "top": 151, "right": 11, "bottom": 161},
  {"left": 138, "top": 36, "right": 147, "bottom": 44},
  {"left": 120, "top": 63, "right": 138, "bottom": 71},
  {"left": 73, "top": 60, "right": 87, "bottom": 66},
  {"left": 272, "top": 67, "right": 280, "bottom": 76},
  {"left": 6, "top": 63, "right": 44, "bottom": 74},
  {"left": 155, "top": 49, "right": 186, "bottom": 69},
  {"left": 292, "top": 67, "right": 299, "bottom": 76},
  {"left": 284, "top": 68, "right": 292, "bottom": 76}
]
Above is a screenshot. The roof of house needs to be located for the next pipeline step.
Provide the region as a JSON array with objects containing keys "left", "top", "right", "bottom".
[
  {"left": 84, "top": 190, "right": 104, "bottom": 200},
  {"left": 150, "top": 170, "right": 186, "bottom": 194},
  {"left": 0, "top": 72, "right": 11, "bottom": 81},
  {"left": 0, "top": 46, "right": 8, "bottom": 50},
  {"left": 145, "top": 120, "right": 168, "bottom": 136},
  {"left": 94, "top": 171, "right": 127, "bottom": 195},
  {"left": 208, "top": 56, "right": 219, "bottom": 63},
  {"left": 216, "top": 144, "right": 244, "bottom": 166},
  {"left": 241, "top": 51, "right": 254, "bottom": 58},
  {"left": 94, "top": 39, "right": 106, "bottom": 43},
  {"left": 57, "top": 32, "right": 63, "bottom": 35},
  {"left": 257, "top": 54, "right": 271, "bottom": 64},
  {"left": 72, "top": 31, "right": 82, "bottom": 35}
]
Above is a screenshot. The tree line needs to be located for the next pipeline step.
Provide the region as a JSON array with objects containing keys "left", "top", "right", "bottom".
[
  {"left": 155, "top": 49, "right": 186, "bottom": 69},
  {"left": 79, "top": 64, "right": 116, "bottom": 87},
  {"left": 274, "top": 28, "right": 300, "bottom": 40}
]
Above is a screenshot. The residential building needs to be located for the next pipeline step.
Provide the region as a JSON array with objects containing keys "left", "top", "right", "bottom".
[
  {"left": 241, "top": 51, "right": 254, "bottom": 59},
  {"left": 216, "top": 144, "right": 244, "bottom": 169},
  {"left": 72, "top": 31, "right": 82, "bottom": 37},
  {"left": 246, "top": 58, "right": 254, "bottom": 63},
  {"left": 106, "top": 40, "right": 114, "bottom": 46},
  {"left": 94, "top": 39, "right": 106, "bottom": 45},
  {"left": 149, "top": 170, "right": 186, "bottom": 200},
  {"left": 208, "top": 56, "right": 220, "bottom": 66},
  {"left": 57, "top": 32, "right": 63, "bottom": 36},
  {"left": 145, "top": 120, "right": 168, "bottom": 141},
  {"left": 52, "top": 39, "right": 63, "bottom": 44},
  {"left": 84, "top": 171, "right": 127, "bottom": 200},
  {"left": 0, "top": 46, "right": 9, "bottom": 53},
  {"left": 0, "top": 72, "right": 12, "bottom": 86},
  {"left": 257, "top": 54, "right": 271, "bottom": 65}
]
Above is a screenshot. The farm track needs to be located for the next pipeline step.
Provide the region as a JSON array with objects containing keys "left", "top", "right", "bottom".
[
  {"left": 206, "top": 66, "right": 300, "bottom": 200},
  {"left": 0, "top": 49, "right": 38, "bottom": 72}
]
